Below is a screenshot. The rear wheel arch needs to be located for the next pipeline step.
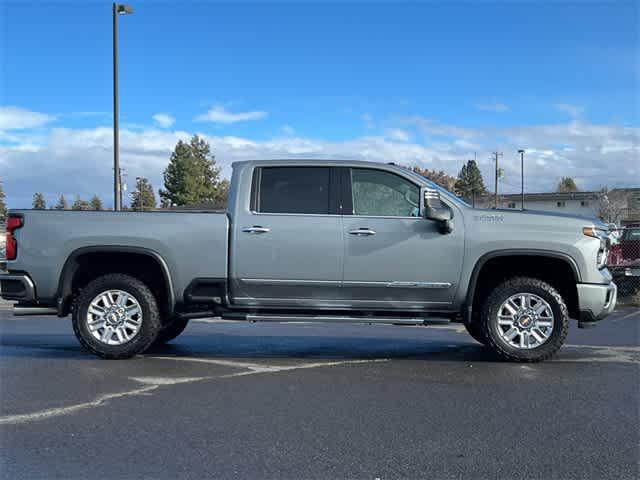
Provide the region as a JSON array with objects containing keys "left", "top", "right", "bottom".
[
  {"left": 465, "top": 250, "right": 581, "bottom": 322},
  {"left": 57, "top": 246, "right": 175, "bottom": 317}
]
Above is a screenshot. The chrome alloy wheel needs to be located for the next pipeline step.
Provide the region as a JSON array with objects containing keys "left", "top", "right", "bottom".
[
  {"left": 496, "top": 293, "right": 554, "bottom": 350},
  {"left": 86, "top": 290, "right": 143, "bottom": 345}
]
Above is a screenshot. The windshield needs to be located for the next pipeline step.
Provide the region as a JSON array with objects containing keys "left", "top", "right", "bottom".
[{"left": 403, "top": 168, "right": 472, "bottom": 208}]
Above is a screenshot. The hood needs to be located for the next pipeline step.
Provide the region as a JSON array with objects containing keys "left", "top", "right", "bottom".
[{"left": 472, "top": 208, "right": 607, "bottom": 228}]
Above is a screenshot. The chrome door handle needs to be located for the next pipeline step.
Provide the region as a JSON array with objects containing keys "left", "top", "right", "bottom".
[
  {"left": 242, "top": 226, "right": 270, "bottom": 234},
  {"left": 348, "top": 228, "right": 376, "bottom": 236}
]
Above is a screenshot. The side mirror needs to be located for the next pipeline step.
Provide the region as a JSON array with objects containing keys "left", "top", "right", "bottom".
[{"left": 423, "top": 190, "right": 453, "bottom": 233}]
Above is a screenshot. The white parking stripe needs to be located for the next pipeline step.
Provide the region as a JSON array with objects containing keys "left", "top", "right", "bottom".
[{"left": 0, "top": 358, "right": 387, "bottom": 426}]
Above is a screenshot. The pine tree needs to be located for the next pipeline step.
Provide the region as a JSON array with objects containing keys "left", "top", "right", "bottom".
[
  {"left": 412, "top": 167, "right": 456, "bottom": 192},
  {"left": 131, "top": 177, "right": 157, "bottom": 211},
  {"left": 32, "top": 192, "right": 46, "bottom": 209},
  {"left": 71, "top": 195, "right": 91, "bottom": 211},
  {"left": 89, "top": 195, "right": 103, "bottom": 211},
  {"left": 556, "top": 177, "right": 579, "bottom": 193},
  {"left": 54, "top": 194, "right": 68, "bottom": 210},
  {"left": 159, "top": 135, "right": 226, "bottom": 206},
  {"left": 455, "top": 160, "right": 487, "bottom": 202},
  {"left": 0, "top": 180, "right": 6, "bottom": 222}
]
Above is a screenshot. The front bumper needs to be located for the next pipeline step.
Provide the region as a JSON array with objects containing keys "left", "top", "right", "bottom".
[
  {"left": 0, "top": 273, "right": 36, "bottom": 302},
  {"left": 577, "top": 282, "right": 617, "bottom": 323}
]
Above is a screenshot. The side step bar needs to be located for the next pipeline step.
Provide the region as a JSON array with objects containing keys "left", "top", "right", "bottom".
[
  {"left": 13, "top": 306, "right": 58, "bottom": 316},
  {"left": 221, "top": 312, "right": 451, "bottom": 325}
]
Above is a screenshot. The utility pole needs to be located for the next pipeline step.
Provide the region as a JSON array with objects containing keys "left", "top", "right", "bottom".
[
  {"left": 135, "top": 177, "right": 144, "bottom": 211},
  {"left": 492, "top": 151, "right": 503, "bottom": 209}
]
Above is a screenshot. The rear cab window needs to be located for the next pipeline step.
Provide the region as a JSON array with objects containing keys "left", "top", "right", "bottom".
[{"left": 252, "top": 166, "right": 331, "bottom": 214}]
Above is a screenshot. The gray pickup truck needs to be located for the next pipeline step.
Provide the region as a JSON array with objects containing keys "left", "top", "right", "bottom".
[{"left": 2, "top": 160, "right": 617, "bottom": 361}]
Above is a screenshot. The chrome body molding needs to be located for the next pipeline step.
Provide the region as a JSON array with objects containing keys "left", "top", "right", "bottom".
[
  {"left": 241, "top": 278, "right": 341, "bottom": 287},
  {"left": 240, "top": 279, "right": 452, "bottom": 289}
]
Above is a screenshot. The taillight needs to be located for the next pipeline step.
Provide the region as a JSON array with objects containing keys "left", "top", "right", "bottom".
[{"left": 5, "top": 215, "right": 23, "bottom": 260}]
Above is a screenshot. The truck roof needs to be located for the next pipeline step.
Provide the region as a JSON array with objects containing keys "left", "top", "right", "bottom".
[{"left": 231, "top": 159, "right": 406, "bottom": 170}]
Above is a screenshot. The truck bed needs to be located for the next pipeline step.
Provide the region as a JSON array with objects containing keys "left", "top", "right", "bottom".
[{"left": 8, "top": 209, "right": 230, "bottom": 303}]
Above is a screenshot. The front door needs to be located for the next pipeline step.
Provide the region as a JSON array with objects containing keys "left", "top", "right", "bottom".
[
  {"left": 231, "top": 166, "right": 343, "bottom": 307},
  {"left": 341, "top": 167, "right": 464, "bottom": 310}
]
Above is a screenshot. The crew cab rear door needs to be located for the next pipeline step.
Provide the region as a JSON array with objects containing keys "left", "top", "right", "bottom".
[
  {"left": 230, "top": 166, "right": 344, "bottom": 307},
  {"left": 340, "top": 167, "right": 464, "bottom": 310}
]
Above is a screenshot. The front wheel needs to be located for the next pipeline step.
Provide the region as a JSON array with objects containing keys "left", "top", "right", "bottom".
[
  {"left": 72, "top": 274, "right": 161, "bottom": 359},
  {"left": 481, "top": 277, "right": 569, "bottom": 362}
]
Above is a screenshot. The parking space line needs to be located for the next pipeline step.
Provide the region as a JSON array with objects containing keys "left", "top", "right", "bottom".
[
  {"left": 0, "top": 358, "right": 387, "bottom": 426},
  {"left": 0, "top": 384, "right": 159, "bottom": 426}
]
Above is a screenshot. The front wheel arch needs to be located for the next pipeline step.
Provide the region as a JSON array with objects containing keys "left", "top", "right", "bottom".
[{"left": 464, "top": 251, "right": 580, "bottom": 322}]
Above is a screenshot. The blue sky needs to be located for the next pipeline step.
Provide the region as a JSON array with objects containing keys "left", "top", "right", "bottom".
[{"left": 1, "top": 0, "right": 638, "bottom": 208}]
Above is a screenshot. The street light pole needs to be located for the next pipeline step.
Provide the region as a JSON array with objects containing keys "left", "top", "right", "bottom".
[
  {"left": 112, "top": 3, "right": 133, "bottom": 211},
  {"left": 518, "top": 149, "right": 525, "bottom": 210}
]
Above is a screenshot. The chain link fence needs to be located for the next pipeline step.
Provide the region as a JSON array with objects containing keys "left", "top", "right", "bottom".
[{"left": 608, "top": 225, "right": 640, "bottom": 306}]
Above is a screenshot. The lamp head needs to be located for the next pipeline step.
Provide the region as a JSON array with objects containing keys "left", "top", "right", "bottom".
[{"left": 117, "top": 4, "right": 134, "bottom": 15}]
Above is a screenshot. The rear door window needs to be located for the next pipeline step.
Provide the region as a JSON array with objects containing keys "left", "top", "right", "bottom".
[{"left": 256, "top": 167, "right": 331, "bottom": 214}]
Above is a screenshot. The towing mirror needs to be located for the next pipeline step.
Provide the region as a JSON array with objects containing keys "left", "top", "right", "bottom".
[{"left": 423, "top": 190, "right": 453, "bottom": 233}]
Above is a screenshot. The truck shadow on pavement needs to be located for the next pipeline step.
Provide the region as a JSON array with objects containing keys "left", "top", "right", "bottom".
[{"left": 0, "top": 331, "right": 500, "bottom": 362}]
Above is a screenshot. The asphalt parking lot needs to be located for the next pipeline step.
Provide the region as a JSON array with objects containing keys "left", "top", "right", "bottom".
[{"left": 1, "top": 306, "right": 638, "bottom": 480}]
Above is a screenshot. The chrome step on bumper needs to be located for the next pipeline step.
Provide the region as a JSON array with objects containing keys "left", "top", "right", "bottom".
[
  {"left": 0, "top": 273, "right": 36, "bottom": 302},
  {"left": 0, "top": 273, "right": 58, "bottom": 316}
]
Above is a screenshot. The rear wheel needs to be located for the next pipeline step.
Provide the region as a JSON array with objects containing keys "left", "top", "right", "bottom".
[
  {"left": 481, "top": 277, "right": 569, "bottom": 362},
  {"left": 72, "top": 274, "right": 161, "bottom": 359},
  {"left": 153, "top": 316, "right": 190, "bottom": 345}
]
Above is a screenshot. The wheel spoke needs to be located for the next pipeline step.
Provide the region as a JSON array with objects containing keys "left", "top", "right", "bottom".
[
  {"left": 504, "top": 301, "right": 518, "bottom": 315},
  {"left": 116, "top": 292, "right": 129, "bottom": 306},
  {"left": 88, "top": 305, "right": 105, "bottom": 316},
  {"left": 520, "top": 332, "right": 528, "bottom": 348},
  {"left": 537, "top": 320, "right": 553, "bottom": 328},
  {"left": 535, "top": 303, "right": 548, "bottom": 316},
  {"left": 115, "top": 328, "right": 126, "bottom": 343},
  {"left": 504, "top": 327, "right": 518, "bottom": 341},
  {"left": 498, "top": 315, "right": 514, "bottom": 326},
  {"left": 88, "top": 321, "right": 106, "bottom": 332},
  {"left": 101, "top": 327, "right": 113, "bottom": 342},
  {"left": 530, "top": 328, "right": 545, "bottom": 344}
]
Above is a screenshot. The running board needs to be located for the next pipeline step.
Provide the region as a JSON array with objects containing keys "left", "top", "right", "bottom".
[
  {"left": 13, "top": 306, "right": 58, "bottom": 316},
  {"left": 221, "top": 312, "right": 451, "bottom": 325}
]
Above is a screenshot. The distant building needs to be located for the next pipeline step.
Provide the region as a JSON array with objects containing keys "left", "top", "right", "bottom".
[{"left": 476, "top": 188, "right": 640, "bottom": 225}]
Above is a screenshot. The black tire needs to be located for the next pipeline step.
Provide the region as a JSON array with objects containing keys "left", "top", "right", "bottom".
[
  {"left": 72, "top": 273, "right": 161, "bottom": 359},
  {"left": 481, "top": 277, "right": 569, "bottom": 362},
  {"left": 153, "top": 316, "right": 190, "bottom": 345},
  {"left": 464, "top": 321, "right": 487, "bottom": 345}
]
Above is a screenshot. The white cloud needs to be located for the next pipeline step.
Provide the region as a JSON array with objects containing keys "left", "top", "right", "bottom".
[
  {"left": 152, "top": 113, "right": 175, "bottom": 128},
  {"left": 196, "top": 105, "right": 267, "bottom": 124},
  {"left": 0, "top": 106, "right": 56, "bottom": 130},
  {"left": 385, "top": 128, "right": 410, "bottom": 142},
  {"left": 1, "top": 112, "right": 638, "bottom": 208},
  {"left": 476, "top": 102, "right": 511, "bottom": 113}
]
